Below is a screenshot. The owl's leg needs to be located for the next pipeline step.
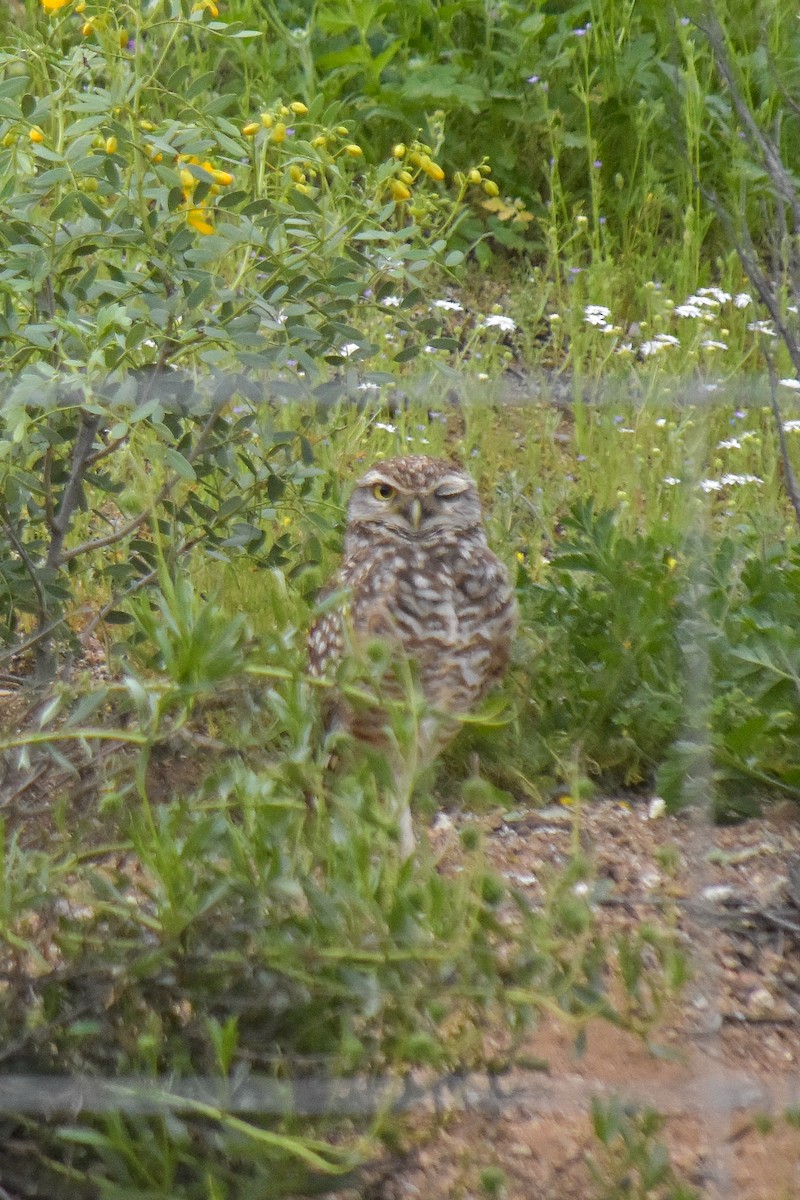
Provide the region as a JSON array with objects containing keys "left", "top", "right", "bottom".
[
  {"left": 387, "top": 749, "right": 417, "bottom": 860},
  {"left": 396, "top": 799, "right": 415, "bottom": 860}
]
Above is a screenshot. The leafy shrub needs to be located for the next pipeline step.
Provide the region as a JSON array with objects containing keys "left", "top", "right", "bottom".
[
  {"left": 517, "top": 501, "right": 683, "bottom": 788},
  {"left": 0, "top": 3, "right": 488, "bottom": 667}
]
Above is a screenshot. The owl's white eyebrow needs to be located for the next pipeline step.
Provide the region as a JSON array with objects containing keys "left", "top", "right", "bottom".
[{"left": 434, "top": 479, "right": 468, "bottom": 494}]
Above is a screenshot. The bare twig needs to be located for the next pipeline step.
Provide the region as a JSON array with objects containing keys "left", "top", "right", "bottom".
[
  {"left": 45, "top": 410, "right": 102, "bottom": 572},
  {"left": 696, "top": 11, "right": 800, "bottom": 229}
]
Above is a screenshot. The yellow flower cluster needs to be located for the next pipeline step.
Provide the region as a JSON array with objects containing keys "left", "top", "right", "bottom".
[
  {"left": 387, "top": 138, "right": 446, "bottom": 205},
  {"left": 241, "top": 100, "right": 309, "bottom": 141},
  {"left": 177, "top": 153, "right": 235, "bottom": 235}
]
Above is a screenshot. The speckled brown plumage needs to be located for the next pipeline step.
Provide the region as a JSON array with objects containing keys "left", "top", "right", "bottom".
[{"left": 308, "top": 455, "right": 517, "bottom": 852}]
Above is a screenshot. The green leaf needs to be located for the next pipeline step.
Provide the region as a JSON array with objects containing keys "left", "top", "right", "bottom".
[{"left": 163, "top": 448, "right": 197, "bottom": 481}]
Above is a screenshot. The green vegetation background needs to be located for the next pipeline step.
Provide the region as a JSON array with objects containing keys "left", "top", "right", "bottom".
[{"left": 0, "top": 1, "right": 799, "bottom": 1196}]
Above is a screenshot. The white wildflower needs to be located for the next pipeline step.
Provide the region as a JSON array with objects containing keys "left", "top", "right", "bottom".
[
  {"left": 700, "top": 339, "right": 728, "bottom": 350},
  {"left": 655, "top": 418, "right": 667, "bottom": 427},
  {"left": 734, "top": 292, "right": 752, "bottom": 308},
  {"left": 717, "top": 438, "right": 741, "bottom": 449},
  {"left": 778, "top": 378, "right": 800, "bottom": 390},
  {"left": 339, "top": 342, "right": 360, "bottom": 357},
  {"left": 747, "top": 320, "right": 777, "bottom": 336},
  {"left": 358, "top": 382, "right": 380, "bottom": 391},
  {"left": 697, "top": 286, "right": 732, "bottom": 303},
  {"left": 663, "top": 476, "right": 681, "bottom": 485},
  {"left": 699, "top": 479, "right": 723, "bottom": 492},
  {"left": 640, "top": 333, "right": 680, "bottom": 356},
  {"left": 721, "top": 473, "right": 763, "bottom": 486},
  {"left": 431, "top": 299, "right": 463, "bottom": 312},
  {"left": 684, "top": 293, "right": 719, "bottom": 308},
  {"left": 373, "top": 421, "right": 396, "bottom": 431},
  {"left": 783, "top": 419, "right": 800, "bottom": 432},
  {"left": 482, "top": 313, "right": 517, "bottom": 332},
  {"left": 675, "top": 303, "right": 704, "bottom": 318},
  {"left": 584, "top": 304, "right": 611, "bottom": 326},
  {"left": 381, "top": 295, "right": 402, "bottom": 307}
]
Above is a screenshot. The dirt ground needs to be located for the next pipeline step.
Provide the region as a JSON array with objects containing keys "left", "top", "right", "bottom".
[{"left": 366, "top": 799, "right": 800, "bottom": 1200}]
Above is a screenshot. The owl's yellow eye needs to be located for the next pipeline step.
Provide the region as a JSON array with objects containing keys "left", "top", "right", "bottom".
[{"left": 373, "top": 482, "right": 396, "bottom": 501}]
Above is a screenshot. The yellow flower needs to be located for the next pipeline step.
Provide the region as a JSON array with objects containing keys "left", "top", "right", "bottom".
[
  {"left": 81, "top": 21, "right": 93, "bottom": 35},
  {"left": 105, "top": 136, "right": 118, "bottom": 155},
  {"left": 289, "top": 164, "right": 306, "bottom": 183},
  {"left": 271, "top": 122, "right": 287, "bottom": 143},
  {"left": 260, "top": 112, "right": 273, "bottom": 128},
  {"left": 343, "top": 143, "right": 362, "bottom": 157},
  {"left": 186, "top": 208, "right": 214, "bottom": 235},
  {"left": 483, "top": 179, "right": 499, "bottom": 197},
  {"left": 241, "top": 121, "right": 260, "bottom": 136},
  {"left": 422, "top": 158, "right": 445, "bottom": 181},
  {"left": 336, "top": 125, "right": 349, "bottom": 136},
  {"left": 392, "top": 143, "right": 407, "bottom": 159},
  {"left": 311, "top": 135, "right": 327, "bottom": 149},
  {"left": 211, "top": 167, "right": 233, "bottom": 186},
  {"left": 467, "top": 168, "right": 482, "bottom": 185},
  {"left": 192, "top": 0, "right": 219, "bottom": 15},
  {"left": 28, "top": 127, "right": 44, "bottom": 144},
  {"left": 289, "top": 101, "right": 308, "bottom": 115},
  {"left": 398, "top": 170, "right": 413, "bottom": 185},
  {"left": 180, "top": 168, "right": 196, "bottom": 189},
  {"left": 389, "top": 179, "right": 411, "bottom": 202},
  {"left": 41, "top": 0, "right": 71, "bottom": 10}
]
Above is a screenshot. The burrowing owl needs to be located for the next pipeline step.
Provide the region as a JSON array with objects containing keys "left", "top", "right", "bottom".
[{"left": 308, "top": 455, "right": 517, "bottom": 854}]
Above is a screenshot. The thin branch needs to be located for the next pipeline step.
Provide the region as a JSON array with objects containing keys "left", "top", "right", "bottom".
[
  {"left": 696, "top": 10, "right": 800, "bottom": 229},
  {"left": 58, "top": 388, "right": 230, "bottom": 567},
  {"left": 45, "top": 410, "right": 102, "bottom": 571}
]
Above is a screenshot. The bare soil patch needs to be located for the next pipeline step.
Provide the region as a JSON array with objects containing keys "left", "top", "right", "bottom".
[{"left": 373, "top": 798, "right": 800, "bottom": 1199}]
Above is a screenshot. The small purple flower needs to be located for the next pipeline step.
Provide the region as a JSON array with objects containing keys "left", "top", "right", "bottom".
[
  {"left": 527, "top": 75, "right": 540, "bottom": 84},
  {"left": 126, "top": 37, "right": 136, "bottom": 53},
  {"left": 576, "top": 454, "right": 587, "bottom": 462},
  {"left": 598, "top": 215, "right": 607, "bottom": 225},
  {"left": 573, "top": 23, "right": 591, "bottom": 36},
  {"left": 593, "top": 159, "right": 602, "bottom": 169},
  {"left": 680, "top": 16, "right": 690, "bottom": 25},
  {"left": 286, "top": 127, "right": 295, "bottom": 137},
  {"left": 613, "top": 415, "right": 624, "bottom": 424}
]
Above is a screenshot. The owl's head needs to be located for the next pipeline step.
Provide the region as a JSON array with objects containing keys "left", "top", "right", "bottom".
[{"left": 347, "top": 455, "right": 484, "bottom": 540}]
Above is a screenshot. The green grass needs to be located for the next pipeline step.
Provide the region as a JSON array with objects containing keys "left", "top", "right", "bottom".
[{"left": 3, "top": 0, "right": 800, "bottom": 1194}]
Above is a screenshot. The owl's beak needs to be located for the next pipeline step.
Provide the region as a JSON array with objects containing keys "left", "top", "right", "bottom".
[{"left": 407, "top": 497, "right": 423, "bottom": 530}]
